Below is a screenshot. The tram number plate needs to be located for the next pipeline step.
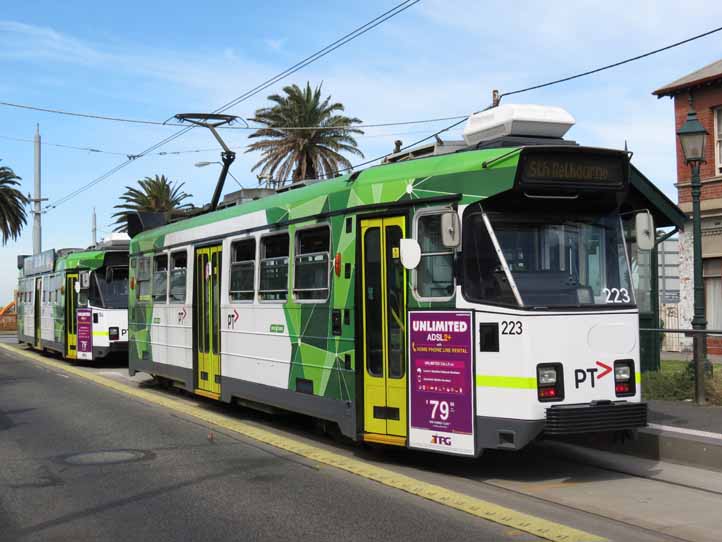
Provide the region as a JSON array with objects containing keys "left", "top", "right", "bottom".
[{"left": 500, "top": 320, "right": 523, "bottom": 336}]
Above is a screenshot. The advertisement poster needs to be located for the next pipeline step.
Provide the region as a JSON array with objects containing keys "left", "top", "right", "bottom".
[
  {"left": 77, "top": 308, "right": 93, "bottom": 361},
  {"left": 408, "top": 311, "right": 474, "bottom": 456}
]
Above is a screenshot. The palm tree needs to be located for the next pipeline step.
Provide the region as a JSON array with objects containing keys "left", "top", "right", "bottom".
[
  {"left": 246, "top": 82, "right": 364, "bottom": 185},
  {"left": 0, "top": 164, "right": 29, "bottom": 245},
  {"left": 113, "top": 174, "right": 192, "bottom": 231}
]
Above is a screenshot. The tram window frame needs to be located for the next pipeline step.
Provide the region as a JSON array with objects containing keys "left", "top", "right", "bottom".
[
  {"left": 293, "top": 225, "right": 330, "bottom": 303},
  {"left": 413, "top": 208, "right": 456, "bottom": 301},
  {"left": 461, "top": 209, "right": 519, "bottom": 308},
  {"left": 136, "top": 255, "right": 153, "bottom": 302},
  {"left": 152, "top": 254, "right": 169, "bottom": 304},
  {"left": 259, "top": 232, "right": 290, "bottom": 302},
  {"left": 169, "top": 250, "right": 187, "bottom": 304},
  {"left": 229, "top": 237, "right": 257, "bottom": 303}
]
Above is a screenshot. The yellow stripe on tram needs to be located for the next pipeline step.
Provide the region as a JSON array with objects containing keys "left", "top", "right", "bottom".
[
  {"left": 476, "top": 375, "right": 537, "bottom": 389},
  {"left": 0, "top": 342, "right": 605, "bottom": 542}
]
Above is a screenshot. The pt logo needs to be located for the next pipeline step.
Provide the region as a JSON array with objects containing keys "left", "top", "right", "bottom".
[
  {"left": 431, "top": 435, "right": 452, "bottom": 446},
  {"left": 177, "top": 307, "right": 187, "bottom": 324},
  {"left": 227, "top": 309, "right": 239, "bottom": 329},
  {"left": 574, "top": 361, "right": 612, "bottom": 388}
]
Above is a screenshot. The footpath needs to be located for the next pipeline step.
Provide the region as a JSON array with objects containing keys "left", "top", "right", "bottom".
[{"left": 566, "top": 399, "right": 722, "bottom": 472}]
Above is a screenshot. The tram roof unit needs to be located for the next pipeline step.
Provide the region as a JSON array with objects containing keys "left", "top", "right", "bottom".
[{"left": 129, "top": 104, "right": 686, "bottom": 253}]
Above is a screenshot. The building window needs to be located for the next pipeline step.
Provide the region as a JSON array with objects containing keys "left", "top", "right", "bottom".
[
  {"left": 715, "top": 107, "right": 722, "bottom": 175},
  {"left": 169, "top": 251, "right": 187, "bottom": 304},
  {"left": 294, "top": 227, "right": 330, "bottom": 301},
  {"left": 259, "top": 233, "right": 289, "bottom": 301},
  {"left": 704, "top": 258, "right": 722, "bottom": 329},
  {"left": 230, "top": 239, "right": 256, "bottom": 302},
  {"left": 415, "top": 213, "right": 455, "bottom": 299}
]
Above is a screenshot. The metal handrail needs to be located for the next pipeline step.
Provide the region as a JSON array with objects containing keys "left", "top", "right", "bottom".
[{"left": 640, "top": 328, "right": 722, "bottom": 336}]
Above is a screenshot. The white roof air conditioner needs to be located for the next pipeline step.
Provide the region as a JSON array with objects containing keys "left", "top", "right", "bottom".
[{"left": 463, "top": 104, "right": 575, "bottom": 146}]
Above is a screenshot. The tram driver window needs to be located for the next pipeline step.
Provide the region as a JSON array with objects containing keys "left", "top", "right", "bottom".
[
  {"left": 152, "top": 254, "right": 168, "bottom": 303},
  {"left": 230, "top": 239, "right": 256, "bottom": 302},
  {"left": 294, "top": 227, "right": 330, "bottom": 301},
  {"left": 259, "top": 233, "right": 289, "bottom": 301},
  {"left": 416, "top": 213, "right": 454, "bottom": 298},
  {"left": 462, "top": 212, "right": 517, "bottom": 306},
  {"left": 169, "top": 251, "right": 187, "bottom": 304}
]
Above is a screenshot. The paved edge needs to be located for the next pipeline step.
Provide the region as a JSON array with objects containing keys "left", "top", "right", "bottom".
[{"left": 0, "top": 342, "right": 605, "bottom": 542}]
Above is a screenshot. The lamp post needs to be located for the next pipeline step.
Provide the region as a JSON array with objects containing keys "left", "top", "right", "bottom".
[{"left": 676, "top": 95, "right": 709, "bottom": 405}]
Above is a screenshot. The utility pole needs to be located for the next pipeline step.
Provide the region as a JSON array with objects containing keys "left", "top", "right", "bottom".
[
  {"left": 32, "top": 124, "right": 44, "bottom": 255},
  {"left": 92, "top": 207, "right": 97, "bottom": 246}
]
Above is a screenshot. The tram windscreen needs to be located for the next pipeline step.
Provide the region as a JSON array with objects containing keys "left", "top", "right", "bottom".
[
  {"left": 91, "top": 267, "right": 129, "bottom": 309},
  {"left": 469, "top": 212, "right": 634, "bottom": 308}
]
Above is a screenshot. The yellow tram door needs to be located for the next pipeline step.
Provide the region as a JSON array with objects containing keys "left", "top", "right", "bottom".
[
  {"left": 65, "top": 273, "right": 78, "bottom": 359},
  {"left": 360, "top": 216, "right": 408, "bottom": 444},
  {"left": 194, "top": 245, "right": 222, "bottom": 398}
]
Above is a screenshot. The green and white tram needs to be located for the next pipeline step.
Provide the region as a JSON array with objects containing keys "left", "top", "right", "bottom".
[
  {"left": 17, "top": 238, "right": 130, "bottom": 361},
  {"left": 128, "top": 104, "right": 671, "bottom": 456}
]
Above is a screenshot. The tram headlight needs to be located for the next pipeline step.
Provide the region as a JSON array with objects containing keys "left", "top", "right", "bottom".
[
  {"left": 537, "top": 363, "right": 564, "bottom": 402},
  {"left": 109, "top": 327, "right": 119, "bottom": 341},
  {"left": 614, "top": 360, "right": 635, "bottom": 397},
  {"left": 537, "top": 367, "right": 557, "bottom": 386}
]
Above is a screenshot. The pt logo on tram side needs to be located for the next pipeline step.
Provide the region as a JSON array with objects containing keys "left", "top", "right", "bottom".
[
  {"left": 227, "top": 309, "right": 239, "bottom": 329},
  {"left": 574, "top": 361, "right": 612, "bottom": 388}
]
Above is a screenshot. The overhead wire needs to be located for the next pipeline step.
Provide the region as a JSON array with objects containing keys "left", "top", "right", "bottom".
[
  {"left": 43, "top": 0, "right": 420, "bottom": 211},
  {"left": 329, "top": 24, "right": 722, "bottom": 178},
  {"left": 0, "top": 100, "right": 466, "bottom": 131}
]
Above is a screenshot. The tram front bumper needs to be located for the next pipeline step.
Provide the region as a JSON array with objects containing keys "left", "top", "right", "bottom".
[{"left": 544, "top": 401, "right": 648, "bottom": 435}]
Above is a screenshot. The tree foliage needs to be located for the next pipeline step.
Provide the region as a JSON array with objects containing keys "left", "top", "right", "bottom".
[
  {"left": 113, "top": 174, "right": 192, "bottom": 231},
  {"left": 0, "top": 164, "right": 28, "bottom": 245},
  {"left": 246, "top": 82, "right": 364, "bottom": 185}
]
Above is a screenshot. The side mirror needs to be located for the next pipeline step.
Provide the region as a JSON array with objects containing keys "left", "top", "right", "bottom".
[
  {"left": 441, "top": 212, "right": 461, "bottom": 248},
  {"left": 635, "top": 211, "right": 655, "bottom": 251},
  {"left": 399, "top": 239, "right": 421, "bottom": 270}
]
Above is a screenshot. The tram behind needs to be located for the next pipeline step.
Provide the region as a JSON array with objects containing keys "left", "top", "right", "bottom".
[
  {"left": 17, "top": 238, "right": 129, "bottom": 361},
  {"left": 128, "top": 104, "right": 656, "bottom": 456}
]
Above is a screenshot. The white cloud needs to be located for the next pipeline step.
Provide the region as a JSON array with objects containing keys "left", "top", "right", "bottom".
[{"left": 264, "top": 38, "right": 286, "bottom": 52}]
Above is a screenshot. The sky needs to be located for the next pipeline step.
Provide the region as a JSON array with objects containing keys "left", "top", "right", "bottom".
[{"left": 1, "top": 0, "right": 721, "bottom": 302}]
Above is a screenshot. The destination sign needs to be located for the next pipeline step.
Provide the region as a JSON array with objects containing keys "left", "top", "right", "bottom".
[
  {"left": 23, "top": 249, "right": 55, "bottom": 276},
  {"left": 517, "top": 149, "right": 628, "bottom": 191}
]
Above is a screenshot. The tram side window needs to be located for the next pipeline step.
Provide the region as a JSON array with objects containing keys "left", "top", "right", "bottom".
[
  {"left": 416, "top": 213, "right": 455, "bottom": 298},
  {"left": 462, "top": 212, "right": 517, "bottom": 306},
  {"left": 294, "top": 227, "right": 330, "bottom": 301},
  {"left": 230, "top": 239, "right": 256, "bottom": 302},
  {"left": 136, "top": 256, "right": 152, "bottom": 301},
  {"left": 153, "top": 254, "right": 168, "bottom": 303},
  {"left": 169, "top": 251, "right": 187, "bottom": 304},
  {"left": 259, "top": 234, "right": 289, "bottom": 301}
]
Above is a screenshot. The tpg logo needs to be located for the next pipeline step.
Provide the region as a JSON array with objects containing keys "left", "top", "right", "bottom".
[{"left": 431, "top": 435, "right": 452, "bottom": 446}]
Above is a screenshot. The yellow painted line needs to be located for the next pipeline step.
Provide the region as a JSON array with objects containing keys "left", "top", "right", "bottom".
[
  {"left": 92, "top": 331, "right": 109, "bottom": 337},
  {"left": 0, "top": 342, "right": 604, "bottom": 542}
]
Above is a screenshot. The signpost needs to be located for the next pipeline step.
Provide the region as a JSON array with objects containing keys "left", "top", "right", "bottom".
[
  {"left": 77, "top": 308, "right": 93, "bottom": 361},
  {"left": 408, "top": 311, "right": 475, "bottom": 456}
]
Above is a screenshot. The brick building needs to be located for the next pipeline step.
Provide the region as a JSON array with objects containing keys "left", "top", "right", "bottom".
[{"left": 654, "top": 59, "right": 722, "bottom": 354}]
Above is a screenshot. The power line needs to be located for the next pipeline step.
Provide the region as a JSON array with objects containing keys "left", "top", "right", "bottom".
[
  {"left": 330, "top": 24, "right": 722, "bottom": 178},
  {"left": 44, "top": 0, "right": 420, "bottom": 211},
  {"left": 0, "top": 99, "right": 466, "bottom": 131},
  {"left": 500, "top": 24, "right": 722, "bottom": 99}
]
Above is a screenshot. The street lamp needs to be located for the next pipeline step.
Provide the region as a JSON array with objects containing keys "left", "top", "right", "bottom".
[{"left": 676, "top": 94, "right": 709, "bottom": 404}]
